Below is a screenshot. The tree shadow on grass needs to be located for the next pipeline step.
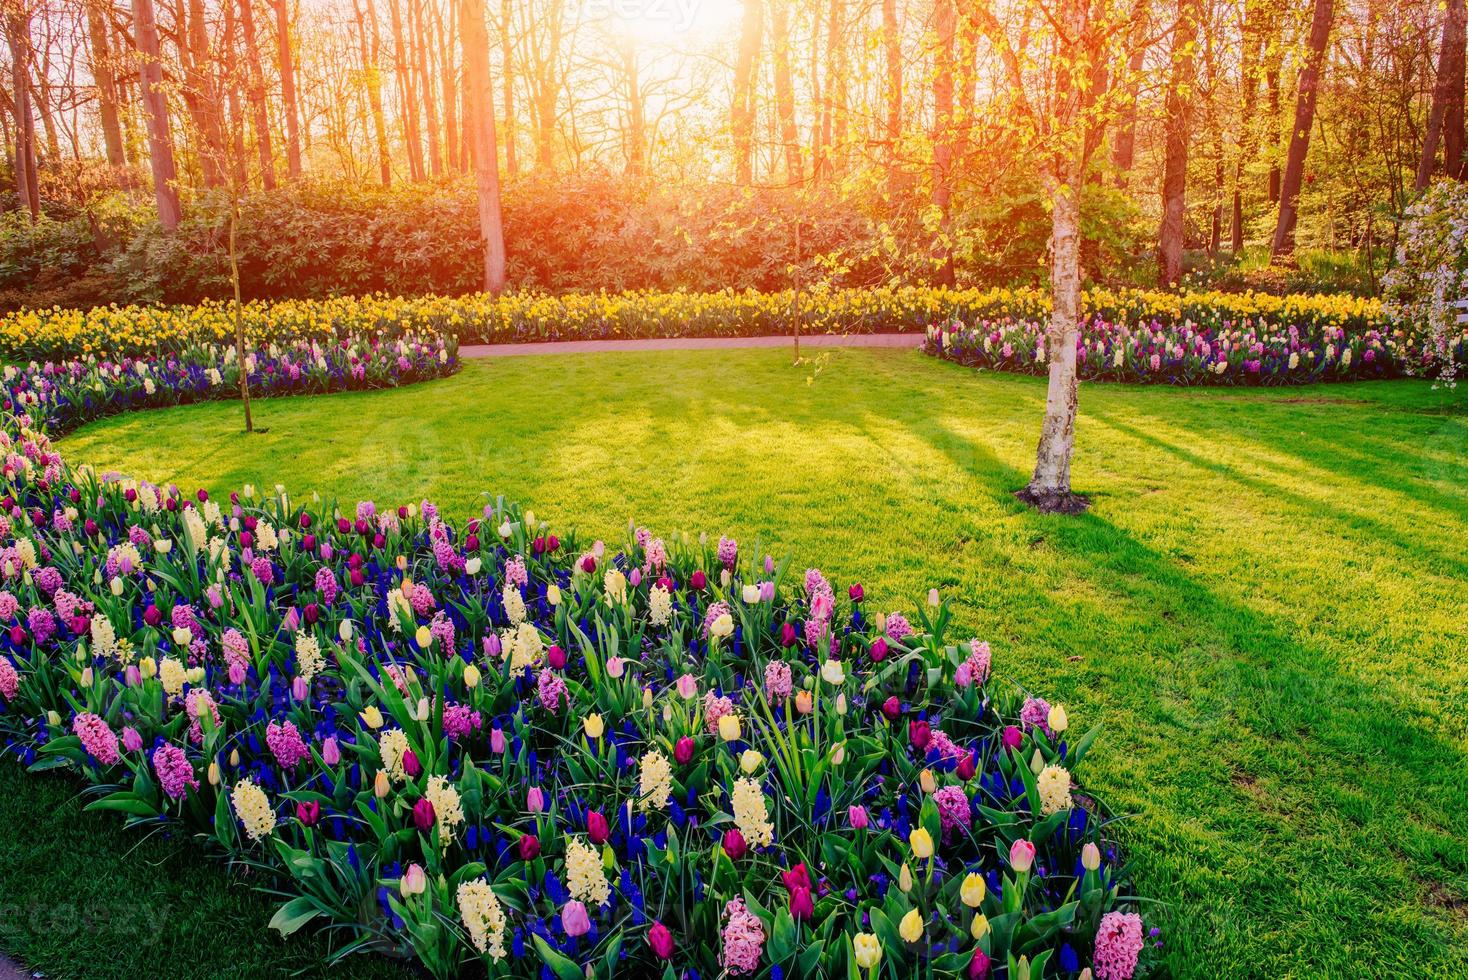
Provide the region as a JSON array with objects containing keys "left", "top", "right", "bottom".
[
  {"left": 901, "top": 410, "right": 1468, "bottom": 974},
  {"left": 1082, "top": 408, "right": 1468, "bottom": 584}
]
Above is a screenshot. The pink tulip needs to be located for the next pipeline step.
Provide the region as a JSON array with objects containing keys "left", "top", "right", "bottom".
[
  {"left": 321, "top": 737, "right": 341, "bottom": 765},
  {"left": 490, "top": 726, "right": 506, "bottom": 754},
  {"left": 561, "top": 900, "right": 591, "bottom": 937},
  {"left": 847, "top": 805, "right": 869, "bottom": 830},
  {"left": 1009, "top": 838, "right": 1036, "bottom": 873},
  {"left": 527, "top": 787, "right": 545, "bottom": 813}
]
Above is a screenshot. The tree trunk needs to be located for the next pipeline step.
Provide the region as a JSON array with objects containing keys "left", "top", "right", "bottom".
[
  {"left": 412, "top": 0, "right": 442, "bottom": 176},
  {"left": 1415, "top": 0, "right": 1466, "bottom": 189},
  {"left": 620, "top": 43, "right": 646, "bottom": 176},
  {"left": 353, "top": 0, "right": 392, "bottom": 185},
  {"left": 272, "top": 0, "right": 304, "bottom": 177},
  {"left": 731, "top": 0, "right": 762, "bottom": 186},
  {"left": 500, "top": 0, "right": 516, "bottom": 175},
  {"left": 1158, "top": 0, "right": 1201, "bottom": 287},
  {"left": 882, "top": 0, "right": 902, "bottom": 197},
  {"left": 772, "top": 0, "right": 801, "bottom": 183},
  {"left": 85, "top": 1, "right": 127, "bottom": 171},
  {"left": 1265, "top": 50, "right": 1281, "bottom": 202},
  {"left": 183, "top": 0, "right": 227, "bottom": 187},
  {"left": 239, "top": 0, "right": 276, "bottom": 189},
  {"left": 1110, "top": 16, "right": 1148, "bottom": 186},
  {"left": 1231, "top": 11, "right": 1262, "bottom": 253},
  {"left": 1270, "top": 0, "right": 1333, "bottom": 260},
  {"left": 1018, "top": 0, "right": 1092, "bottom": 513},
  {"left": 388, "top": 0, "right": 425, "bottom": 179},
  {"left": 133, "top": 0, "right": 183, "bottom": 229},
  {"left": 459, "top": 0, "right": 506, "bottom": 294},
  {"left": 5, "top": 8, "right": 40, "bottom": 220},
  {"left": 816, "top": 0, "right": 844, "bottom": 182},
  {"left": 438, "top": 0, "right": 459, "bottom": 171},
  {"left": 223, "top": 0, "right": 248, "bottom": 187},
  {"left": 932, "top": 0, "right": 956, "bottom": 285}
]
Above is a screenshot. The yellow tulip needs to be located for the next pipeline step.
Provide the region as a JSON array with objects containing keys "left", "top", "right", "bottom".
[
  {"left": 852, "top": 933, "right": 882, "bottom": 971},
  {"left": 584, "top": 713, "right": 605, "bottom": 739},
  {"left": 970, "top": 913, "right": 990, "bottom": 940},
  {"left": 462, "top": 664, "right": 481, "bottom": 689},
  {"left": 909, "top": 827, "right": 934, "bottom": 860},
  {"left": 961, "top": 872, "right": 986, "bottom": 908},
  {"left": 898, "top": 908, "right": 923, "bottom": 943},
  {"left": 717, "top": 713, "right": 742, "bottom": 742},
  {"left": 361, "top": 705, "right": 384, "bottom": 729}
]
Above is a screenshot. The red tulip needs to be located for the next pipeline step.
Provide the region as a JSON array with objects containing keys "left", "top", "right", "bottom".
[
  {"left": 674, "top": 736, "right": 695, "bottom": 765},
  {"left": 518, "top": 833, "right": 541, "bottom": 860},
  {"left": 403, "top": 749, "right": 422, "bottom": 778},
  {"left": 547, "top": 645, "right": 566, "bottom": 669},
  {"left": 690, "top": 569, "right": 706, "bottom": 591},
  {"left": 296, "top": 800, "right": 321, "bottom": 826},
  {"left": 881, "top": 696, "right": 901, "bottom": 721},
  {"left": 780, "top": 623, "right": 798, "bottom": 647},
  {"left": 587, "top": 810, "right": 609, "bottom": 845},
  {"left": 722, "top": 828, "right": 747, "bottom": 860},
  {"left": 869, "top": 637, "right": 889, "bottom": 662},
  {"left": 648, "top": 922, "right": 675, "bottom": 960},
  {"left": 412, "top": 797, "right": 436, "bottom": 831},
  {"left": 909, "top": 719, "right": 931, "bottom": 751},
  {"left": 789, "top": 885, "right": 814, "bottom": 922},
  {"left": 969, "top": 948, "right": 991, "bottom": 979},
  {"left": 782, "top": 863, "right": 811, "bottom": 893}
]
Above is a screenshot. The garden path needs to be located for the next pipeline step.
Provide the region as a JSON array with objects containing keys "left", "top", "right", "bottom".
[{"left": 458, "top": 332, "right": 923, "bottom": 358}]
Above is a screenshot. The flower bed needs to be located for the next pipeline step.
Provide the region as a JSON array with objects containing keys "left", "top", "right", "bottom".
[
  {"left": 0, "top": 401, "right": 1156, "bottom": 977},
  {"left": 1, "top": 284, "right": 1387, "bottom": 361},
  {"left": 1, "top": 331, "right": 459, "bottom": 436},
  {"left": 924, "top": 315, "right": 1467, "bottom": 385}
]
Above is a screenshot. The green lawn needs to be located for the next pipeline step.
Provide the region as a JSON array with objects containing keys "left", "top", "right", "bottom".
[{"left": 11, "top": 348, "right": 1466, "bottom": 978}]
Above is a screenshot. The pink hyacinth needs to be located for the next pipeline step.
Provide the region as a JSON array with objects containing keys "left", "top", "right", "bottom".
[
  {"left": 1020, "top": 696, "right": 1053, "bottom": 737},
  {"left": 965, "top": 639, "right": 992, "bottom": 684},
  {"left": 1093, "top": 911, "right": 1145, "bottom": 980},
  {"left": 409, "top": 583, "right": 436, "bottom": 615},
  {"left": 884, "top": 612, "right": 912, "bottom": 642},
  {"left": 716, "top": 536, "right": 738, "bottom": 570},
  {"left": 764, "top": 661, "right": 792, "bottom": 702},
  {"left": 250, "top": 556, "right": 274, "bottom": 585},
  {"left": 73, "top": 712, "right": 120, "bottom": 766},
  {"left": 504, "top": 555, "right": 529, "bottom": 588},
  {"left": 266, "top": 720, "right": 311, "bottom": 770},
  {"left": 0, "top": 657, "right": 17, "bottom": 701},
  {"left": 719, "top": 898, "right": 765, "bottom": 975},
  {"left": 803, "top": 568, "right": 832, "bottom": 600},
  {"left": 185, "top": 689, "right": 222, "bottom": 744},
  {"left": 315, "top": 566, "right": 338, "bottom": 606},
  {"left": 703, "top": 692, "right": 734, "bottom": 735},
  {"left": 442, "top": 703, "right": 483, "bottom": 741},
  {"left": 153, "top": 742, "right": 199, "bottom": 799},
  {"left": 933, "top": 784, "right": 972, "bottom": 841},
  {"left": 537, "top": 669, "right": 567, "bottom": 712},
  {"left": 429, "top": 611, "right": 456, "bottom": 650}
]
